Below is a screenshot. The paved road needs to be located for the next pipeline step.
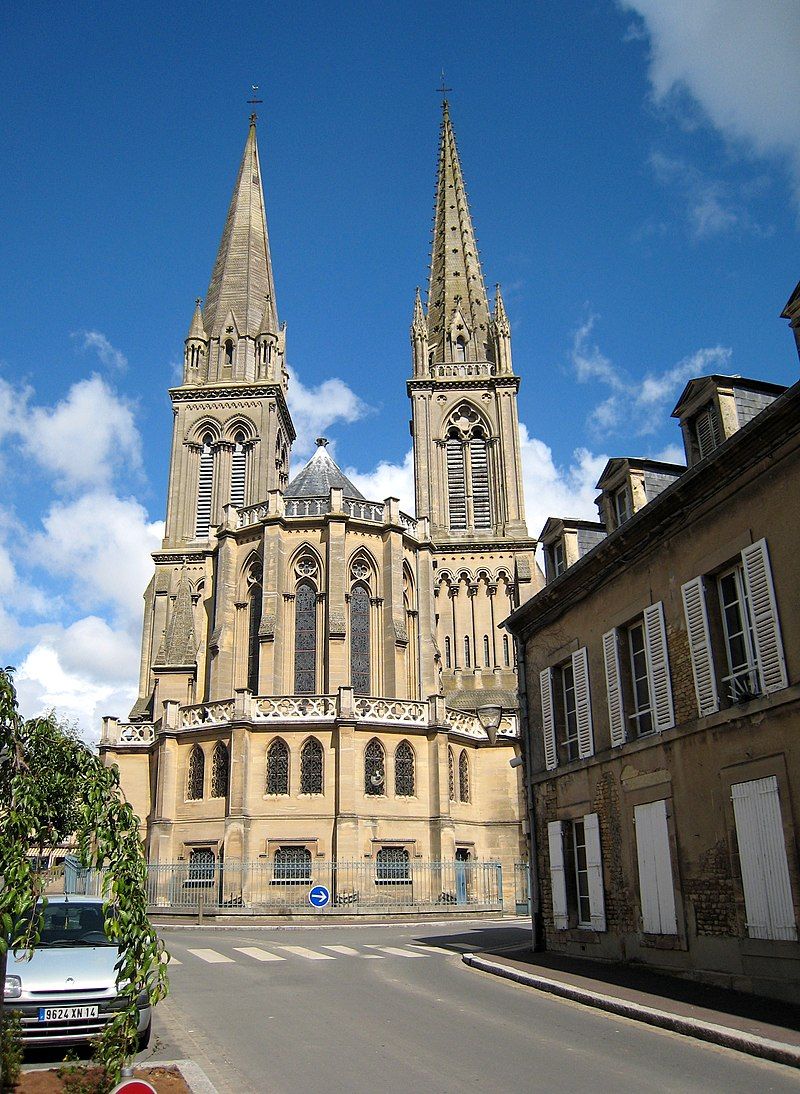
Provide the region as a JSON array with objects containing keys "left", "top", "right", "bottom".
[{"left": 139, "top": 918, "right": 800, "bottom": 1094}]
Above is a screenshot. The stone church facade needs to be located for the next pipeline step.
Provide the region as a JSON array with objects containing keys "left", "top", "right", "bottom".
[{"left": 100, "top": 103, "right": 540, "bottom": 897}]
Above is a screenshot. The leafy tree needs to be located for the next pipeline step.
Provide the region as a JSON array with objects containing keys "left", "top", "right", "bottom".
[{"left": 0, "top": 667, "right": 168, "bottom": 1086}]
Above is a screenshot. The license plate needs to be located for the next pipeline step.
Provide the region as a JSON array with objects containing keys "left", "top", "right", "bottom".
[{"left": 38, "top": 1006, "right": 99, "bottom": 1022}]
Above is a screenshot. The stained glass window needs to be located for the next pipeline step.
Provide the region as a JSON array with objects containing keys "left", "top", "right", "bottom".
[
  {"left": 459, "top": 750, "right": 470, "bottom": 803},
  {"left": 248, "top": 576, "right": 262, "bottom": 694},
  {"left": 187, "top": 745, "right": 204, "bottom": 800},
  {"left": 395, "top": 741, "right": 415, "bottom": 797},
  {"left": 210, "top": 741, "right": 229, "bottom": 798},
  {"left": 350, "top": 584, "right": 370, "bottom": 694},
  {"left": 376, "top": 846, "right": 410, "bottom": 881},
  {"left": 294, "top": 581, "right": 317, "bottom": 694},
  {"left": 364, "top": 738, "right": 385, "bottom": 796},
  {"left": 266, "top": 738, "right": 289, "bottom": 795},
  {"left": 273, "top": 846, "right": 311, "bottom": 882},
  {"left": 448, "top": 747, "right": 455, "bottom": 802},
  {"left": 300, "top": 737, "right": 324, "bottom": 794}
]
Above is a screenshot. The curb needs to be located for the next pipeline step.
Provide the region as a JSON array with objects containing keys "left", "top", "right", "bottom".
[
  {"left": 167, "top": 1058, "right": 219, "bottom": 1094},
  {"left": 462, "top": 954, "right": 800, "bottom": 1070}
]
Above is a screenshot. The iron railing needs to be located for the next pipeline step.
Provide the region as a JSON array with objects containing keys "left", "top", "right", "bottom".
[{"left": 139, "top": 859, "right": 502, "bottom": 914}]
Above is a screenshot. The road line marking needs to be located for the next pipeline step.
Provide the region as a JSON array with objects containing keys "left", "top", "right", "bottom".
[
  {"left": 407, "top": 943, "right": 457, "bottom": 956},
  {"left": 234, "top": 946, "right": 285, "bottom": 962},
  {"left": 166, "top": 955, "right": 182, "bottom": 965},
  {"left": 278, "top": 945, "right": 335, "bottom": 961},
  {"left": 322, "top": 945, "right": 361, "bottom": 956},
  {"left": 366, "top": 945, "right": 429, "bottom": 958},
  {"left": 187, "top": 948, "right": 234, "bottom": 964}
]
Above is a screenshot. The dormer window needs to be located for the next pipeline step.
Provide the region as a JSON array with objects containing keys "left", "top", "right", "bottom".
[
  {"left": 694, "top": 402, "right": 720, "bottom": 459},
  {"left": 455, "top": 336, "right": 467, "bottom": 362},
  {"left": 223, "top": 339, "right": 234, "bottom": 372},
  {"left": 613, "top": 485, "right": 632, "bottom": 527}
]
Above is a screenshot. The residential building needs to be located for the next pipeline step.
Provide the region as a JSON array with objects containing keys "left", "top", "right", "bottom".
[{"left": 507, "top": 352, "right": 799, "bottom": 1000}]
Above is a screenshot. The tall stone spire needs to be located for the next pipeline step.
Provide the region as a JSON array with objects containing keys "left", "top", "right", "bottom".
[
  {"left": 203, "top": 117, "right": 279, "bottom": 340},
  {"left": 426, "top": 100, "right": 492, "bottom": 366}
]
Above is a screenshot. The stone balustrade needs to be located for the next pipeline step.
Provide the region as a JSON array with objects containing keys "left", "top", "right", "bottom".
[
  {"left": 234, "top": 491, "right": 420, "bottom": 536},
  {"left": 101, "top": 719, "right": 155, "bottom": 746}
]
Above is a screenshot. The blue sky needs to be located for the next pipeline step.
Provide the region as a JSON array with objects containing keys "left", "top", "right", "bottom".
[{"left": 1, "top": 0, "right": 798, "bottom": 737}]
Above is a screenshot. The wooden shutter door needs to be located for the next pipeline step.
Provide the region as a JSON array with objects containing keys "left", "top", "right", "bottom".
[
  {"left": 583, "top": 812, "right": 606, "bottom": 932},
  {"left": 731, "top": 776, "right": 797, "bottom": 941},
  {"left": 634, "top": 800, "right": 678, "bottom": 935},
  {"left": 741, "top": 540, "right": 788, "bottom": 694},
  {"left": 539, "top": 668, "right": 557, "bottom": 771},
  {"left": 643, "top": 602, "right": 675, "bottom": 731},
  {"left": 681, "top": 577, "right": 719, "bottom": 716},
  {"left": 602, "top": 629, "right": 626, "bottom": 747},
  {"left": 572, "top": 647, "right": 594, "bottom": 759},
  {"left": 547, "top": 821, "right": 569, "bottom": 930}
]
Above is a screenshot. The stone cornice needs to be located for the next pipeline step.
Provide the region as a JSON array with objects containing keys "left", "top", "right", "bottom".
[
  {"left": 169, "top": 383, "right": 296, "bottom": 442},
  {"left": 406, "top": 376, "right": 520, "bottom": 395},
  {"left": 432, "top": 538, "right": 537, "bottom": 554},
  {"left": 506, "top": 380, "right": 800, "bottom": 640}
]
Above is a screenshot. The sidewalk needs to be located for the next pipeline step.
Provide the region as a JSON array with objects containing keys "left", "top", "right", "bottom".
[{"left": 463, "top": 946, "right": 800, "bottom": 1069}]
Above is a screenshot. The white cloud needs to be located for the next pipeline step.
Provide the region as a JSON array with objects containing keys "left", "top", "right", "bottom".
[
  {"left": 519, "top": 424, "right": 608, "bottom": 538},
  {"left": 648, "top": 151, "right": 769, "bottom": 239},
  {"left": 72, "top": 330, "right": 128, "bottom": 371},
  {"left": 32, "top": 492, "right": 163, "bottom": 630},
  {"left": 622, "top": 0, "right": 800, "bottom": 206},
  {"left": 286, "top": 366, "right": 371, "bottom": 458},
  {"left": 571, "top": 315, "right": 731, "bottom": 435},
  {"left": 346, "top": 450, "right": 415, "bottom": 513},
  {"left": 25, "top": 375, "right": 141, "bottom": 490}
]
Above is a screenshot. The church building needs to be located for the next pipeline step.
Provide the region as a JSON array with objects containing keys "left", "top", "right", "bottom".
[{"left": 100, "top": 102, "right": 540, "bottom": 901}]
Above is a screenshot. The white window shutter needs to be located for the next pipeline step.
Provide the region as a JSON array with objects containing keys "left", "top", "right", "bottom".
[
  {"left": 681, "top": 577, "right": 719, "bottom": 717},
  {"left": 741, "top": 540, "right": 788, "bottom": 694},
  {"left": 583, "top": 812, "right": 606, "bottom": 932},
  {"left": 571, "top": 647, "right": 594, "bottom": 759},
  {"left": 731, "top": 776, "right": 796, "bottom": 941},
  {"left": 602, "top": 629, "right": 626, "bottom": 747},
  {"left": 643, "top": 602, "right": 675, "bottom": 731},
  {"left": 539, "top": 668, "right": 557, "bottom": 771},
  {"left": 634, "top": 800, "right": 678, "bottom": 935},
  {"left": 547, "top": 821, "right": 569, "bottom": 930}
]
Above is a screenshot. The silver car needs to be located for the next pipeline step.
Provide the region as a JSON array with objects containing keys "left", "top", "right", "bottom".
[{"left": 4, "top": 895, "right": 152, "bottom": 1049}]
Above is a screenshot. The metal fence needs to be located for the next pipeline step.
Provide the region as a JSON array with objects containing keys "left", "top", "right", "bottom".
[
  {"left": 514, "top": 861, "right": 531, "bottom": 916},
  {"left": 138, "top": 859, "right": 503, "bottom": 914}
]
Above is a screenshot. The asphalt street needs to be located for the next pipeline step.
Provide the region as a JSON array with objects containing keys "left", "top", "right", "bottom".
[{"left": 135, "top": 918, "right": 800, "bottom": 1094}]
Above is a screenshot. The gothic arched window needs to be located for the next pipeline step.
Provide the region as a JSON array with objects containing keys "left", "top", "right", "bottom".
[
  {"left": 503, "top": 635, "right": 511, "bottom": 668},
  {"left": 376, "top": 846, "right": 410, "bottom": 881},
  {"left": 210, "top": 741, "right": 229, "bottom": 798},
  {"left": 483, "top": 635, "right": 491, "bottom": 667},
  {"left": 459, "top": 750, "right": 471, "bottom": 803},
  {"left": 464, "top": 636, "right": 471, "bottom": 668},
  {"left": 187, "top": 745, "right": 204, "bottom": 800},
  {"left": 224, "top": 339, "right": 234, "bottom": 371},
  {"left": 247, "top": 569, "right": 262, "bottom": 695},
  {"left": 364, "top": 738, "right": 385, "bottom": 796},
  {"left": 395, "top": 741, "right": 415, "bottom": 797},
  {"left": 448, "top": 747, "right": 456, "bottom": 802},
  {"left": 455, "top": 336, "right": 467, "bottom": 362},
  {"left": 444, "top": 636, "right": 451, "bottom": 669},
  {"left": 195, "top": 434, "right": 214, "bottom": 539},
  {"left": 273, "top": 846, "right": 311, "bottom": 882},
  {"left": 350, "top": 583, "right": 371, "bottom": 693},
  {"left": 230, "top": 432, "right": 247, "bottom": 508},
  {"left": 300, "top": 737, "right": 324, "bottom": 794},
  {"left": 266, "top": 738, "right": 289, "bottom": 795},
  {"left": 294, "top": 581, "right": 317, "bottom": 694}
]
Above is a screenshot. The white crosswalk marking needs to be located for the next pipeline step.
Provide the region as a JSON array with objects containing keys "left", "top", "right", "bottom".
[
  {"left": 366, "top": 945, "right": 429, "bottom": 958},
  {"left": 407, "top": 943, "right": 456, "bottom": 956},
  {"left": 166, "top": 955, "right": 182, "bottom": 965},
  {"left": 278, "top": 945, "right": 335, "bottom": 961},
  {"left": 234, "top": 946, "right": 285, "bottom": 962},
  {"left": 187, "top": 948, "right": 234, "bottom": 964},
  {"left": 322, "top": 945, "right": 361, "bottom": 956}
]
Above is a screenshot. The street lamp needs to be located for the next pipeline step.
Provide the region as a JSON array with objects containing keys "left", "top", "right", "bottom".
[{"left": 475, "top": 704, "right": 503, "bottom": 745}]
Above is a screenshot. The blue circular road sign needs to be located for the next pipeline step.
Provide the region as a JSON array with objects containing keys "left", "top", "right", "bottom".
[{"left": 308, "top": 884, "right": 330, "bottom": 908}]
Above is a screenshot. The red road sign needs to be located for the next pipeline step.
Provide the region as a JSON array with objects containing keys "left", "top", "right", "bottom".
[{"left": 109, "top": 1078, "right": 157, "bottom": 1094}]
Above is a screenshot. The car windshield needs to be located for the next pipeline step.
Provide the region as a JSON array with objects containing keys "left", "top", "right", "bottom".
[{"left": 34, "top": 902, "right": 117, "bottom": 947}]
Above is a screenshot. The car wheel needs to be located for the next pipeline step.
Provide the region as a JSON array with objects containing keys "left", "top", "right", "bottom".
[{"left": 137, "top": 1020, "right": 152, "bottom": 1051}]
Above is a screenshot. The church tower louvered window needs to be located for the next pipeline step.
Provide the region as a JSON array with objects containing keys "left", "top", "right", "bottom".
[
  {"left": 470, "top": 433, "right": 491, "bottom": 529},
  {"left": 294, "top": 581, "right": 317, "bottom": 694},
  {"left": 445, "top": 404, "right": 492, "bottom": 533},
  {"left": 446, "top": 436, "right": 468, "bottom": 531},
  {"left": 195, "top": 435, "right": 214, "bottom": 538},
  {"left": 230, "top": 432, "right": 247, "bottom": 508}
]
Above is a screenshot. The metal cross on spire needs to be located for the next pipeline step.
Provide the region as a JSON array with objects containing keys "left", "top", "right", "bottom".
[
  {"left": 436, "top": 71, "right": 452, "bottom": 100},
  {"left": 247, "top": 84, "right": 263, "bottom": 124}
]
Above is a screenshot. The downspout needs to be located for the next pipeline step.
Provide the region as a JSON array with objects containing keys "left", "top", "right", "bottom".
[{"left": 513, "top": 634, "right": 544, "bottom": 951}]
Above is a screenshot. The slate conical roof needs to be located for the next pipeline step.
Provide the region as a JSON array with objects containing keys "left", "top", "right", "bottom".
[
  {"left": 285, "top": 438, "right": 365, "bottom": 500},
  {"left": 426, "top": 100, "right": 491, "bottom": 361},
  {"left": 202, "top": 117, "right": 278, "bottom": 339}
]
